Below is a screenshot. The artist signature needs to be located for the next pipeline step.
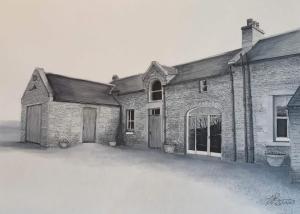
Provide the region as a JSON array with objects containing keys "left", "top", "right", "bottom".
[{"left": 265, "top": 193, "right": 295, "bottom": 206}]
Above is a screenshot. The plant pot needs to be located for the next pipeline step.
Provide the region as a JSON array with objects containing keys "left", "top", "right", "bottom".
[
  {"left": 109, "top": 141, "right": 117, "bottom": 147},
  {"left": 58, "top": 138, "right": 70, "bottom": 149},
  {"left": 164, "top": 144, "right": 175, "bottom": 153},
  {"left": 266, "top": 154, "right": 286, "bottom": 167}
]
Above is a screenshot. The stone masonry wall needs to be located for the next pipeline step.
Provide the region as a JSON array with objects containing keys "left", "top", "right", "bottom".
[
  {"left": 289, "top": 107, "right": 300, "bottom": 182},
  {"left": 47, "top": 102, "right": 120, "bottom": 147},
  {"left": 165, "top": 74, "right": 235, "bottom": 160},
  {"left": 231, "top": 67, "right": 247, "bottom": 162},
  {"left": 249, "top": 56, "right": 300, "bottom": 164},
  {"left": 114, "top": 91, "right": 148, "bottom": 146},
  {"left": 232, "top": 55, "right": 300, "bottom": 164}
]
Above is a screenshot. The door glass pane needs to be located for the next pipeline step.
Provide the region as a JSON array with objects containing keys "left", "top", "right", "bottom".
[
  {"left": 210, "top": 115, "right": 222, "bottom": 153},
  {"left": 188, "top": 116, "right": 196, "bottom": 151},
  {"left": 196, "top": 116, "right": 207, "bottom": 152},
  {"left": 277, "top": 118, "right": 287, "bottom": 137}
]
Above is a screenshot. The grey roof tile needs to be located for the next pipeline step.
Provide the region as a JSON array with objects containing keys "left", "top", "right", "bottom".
[
  {"left": 46, "top": 73, "right": 119, "bottom": 106},
  {"left": 169, "top": 49, "right": 241, "bottom": 84},
  {"left": 111, "top": 74, "right": 144, "bottom": 95},
  {"left": 247, "top": 29, "right": 300, "bottom": 62},
  {"left": 288, "top": 86, "right": 300, "bottom": 107}
]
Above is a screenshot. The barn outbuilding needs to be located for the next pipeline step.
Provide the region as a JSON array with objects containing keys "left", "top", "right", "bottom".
[{"left": 21, "top": 68, "right": 120, "bottom": 147}]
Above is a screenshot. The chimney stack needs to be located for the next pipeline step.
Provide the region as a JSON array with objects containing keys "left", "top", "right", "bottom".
[
  {"left": 112, "top": 74, "right": 119, "bottom": 82},
  {"left": 241, "top": 18, "right": 264, "bottom": 50}
]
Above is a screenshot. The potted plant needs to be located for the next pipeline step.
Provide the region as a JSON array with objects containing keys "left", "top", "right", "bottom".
[
  {"left": 265, "top": 151, "right": 286, "bottom": 167},
  {"left": 164, "top": 142, "right": 176, "bottom": 153},
  {"left": 109, "top": 141, "right": 117, "bottom": 147},
  {"left": 58, "top": 138, "right": 71, "bottom": 149}
]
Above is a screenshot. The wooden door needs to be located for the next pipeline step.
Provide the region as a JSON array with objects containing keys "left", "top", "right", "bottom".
[
  {"left": 149, "top": 109, "right": 161, "bottom": 148},
  {"left": 82, "top": 108, "right": 97, "bottom": 143},
  {"left": 26, "top": 104, "right": 42, "bottom": 143}
]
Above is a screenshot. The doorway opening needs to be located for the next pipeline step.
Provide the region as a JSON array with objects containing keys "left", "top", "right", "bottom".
[
  {"left": 148, "top": 108, "right": 162, "bottom": 148},
  {"left": 187, "top": 109, "right": 222, "bottom": 157},
  {"left": 82, "top": 108, "right": 97, "bottom": 143}
]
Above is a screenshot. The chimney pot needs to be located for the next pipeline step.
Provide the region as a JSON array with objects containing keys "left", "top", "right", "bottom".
[
  {"left": 112, "top": 74, "right": 119, "bottom": 81},
  {"left": 242, "top": 18, "right": 264, "bottom": 50},
  {"left": 247, "top": 18, "right": 253, "bottom": 26}
]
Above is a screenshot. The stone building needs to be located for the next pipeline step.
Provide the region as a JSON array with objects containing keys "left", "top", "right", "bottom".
[
  {"left": 21, "top": 19, "right": 300, "bottom": 181},
  {"left": 21, "top": 69, "right": 120, "bottom": 147}
]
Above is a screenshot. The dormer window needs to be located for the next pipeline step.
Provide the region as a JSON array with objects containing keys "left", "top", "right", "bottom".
[{"left": 150, "top": 80, "right": 162, "bottom": 101}]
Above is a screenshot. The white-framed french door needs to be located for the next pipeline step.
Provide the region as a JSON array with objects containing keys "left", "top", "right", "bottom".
[{"left": 187, "top": 114, "right": 222, "bottom": 157}]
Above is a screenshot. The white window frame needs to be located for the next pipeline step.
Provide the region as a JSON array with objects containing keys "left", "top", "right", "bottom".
[
  {"left": 199, "top": 80, "right": 207, "bottom": 93},
  {"left": 186, "top": 113, "right": 222, "bottom": 158},
  {"left": 273, "top": 95, "right": 291, "bottom": 142},
  {"left": 126, "top": 109, "right": 135, "bottom": 131},
  {"left": 149, "top": 80, "right": 163, "bottom": 102}
]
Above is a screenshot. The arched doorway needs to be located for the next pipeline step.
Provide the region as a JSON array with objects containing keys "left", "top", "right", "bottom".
[{"left": 186, "top": 107, "right": 222, "bottom": 157}]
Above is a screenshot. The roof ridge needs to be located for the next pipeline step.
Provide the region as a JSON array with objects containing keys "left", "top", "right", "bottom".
[
  {"left": 173, "top": 48, "right": 241, "bottom": 68},
  {"left": 46, "top": 73, "right": 114, "bottom": 87},
  {"left": 257, "top": 28, "right": 300, "bottom": 43},
  {"left": 111, "top": 73, "right": 143, "bottom": 82}
]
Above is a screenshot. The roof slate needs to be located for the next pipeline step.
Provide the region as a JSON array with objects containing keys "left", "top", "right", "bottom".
[
  {"left": 246, "top": 29, "right": 300, "bottom": 62},
  {"left": 108, "top": 28, "right": 300, "bottom": 93},
  {"left": 111, "top": 74, "right": 144, "bottom": 95},
  {"left": 169, "top": 49, "right": 241, "bottom": 84},
  {"left": 288, "top": 86, "right": 300, "bottom": 107},
  {"left": 46, "top": 73, "right": 119, "bottom": 106}
]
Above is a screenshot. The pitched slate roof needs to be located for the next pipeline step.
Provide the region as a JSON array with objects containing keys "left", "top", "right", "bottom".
[
  {"left": 246, "top": 29, "right": 300, "bottom": 62},
  {"left": 169, "top": 49, "right": 241, "bottom": 84},
  {"left": 288, "top": 86, "right": 300, "bottom": 107},
  {"left": 111, "top": 49, "right": 242, "bottom": 93},
  {"left": 46, "top": 73, "right": 119, "bottom": 106},
  {"left": 111, "top": 74, "right": 144, "bottom": 95},
  {"left": 161, "top": 65, "right": 178, "bottom": 75}
]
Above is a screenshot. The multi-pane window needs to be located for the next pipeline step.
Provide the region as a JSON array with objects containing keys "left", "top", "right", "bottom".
[
  {"left": 150, "top": 80, "right": 162, "bottom": 101},
  {"left": 126, "top": 109, "right": 134, "bottom": 131},
  {"left": 149, "top": 108, "right": 160, "bottom": 116},
  {"left": 199, "top": 80, "right": 207, "bottom": 93},
  {"left": 274, "top": 95, "right": 292, "bottom": 141}
]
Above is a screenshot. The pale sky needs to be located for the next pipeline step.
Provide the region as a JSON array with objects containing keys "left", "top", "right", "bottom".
[{"left": 0, "top": 0, "right": 300, "bottom": 120}]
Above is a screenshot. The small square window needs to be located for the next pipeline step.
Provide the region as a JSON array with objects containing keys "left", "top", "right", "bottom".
[{"left": 199, "top": 80, "right": 207, "bottom": 93}]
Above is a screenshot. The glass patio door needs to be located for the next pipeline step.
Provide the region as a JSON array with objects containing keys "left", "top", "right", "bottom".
[{"left": 188, "top": 114, "right": 221, "bottom": 157}]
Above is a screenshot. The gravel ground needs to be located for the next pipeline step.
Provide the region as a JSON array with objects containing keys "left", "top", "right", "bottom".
[{"left": 0, "top": 125, "right": 299, "bottom": 214}]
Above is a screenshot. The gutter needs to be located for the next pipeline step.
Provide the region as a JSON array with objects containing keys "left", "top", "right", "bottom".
[
  {"left": 163, "top": 85, "right": 167, "bottom": 145},
  {"left": 229, "top": 66, "right": 237, "bottom": 161},
  {"left": 240, "top": 54, "right": 249, "bottom": 163},
  {"left": 245, "top": 54, "right": 255, "bottom": 163},
  {"left": 111, "top": 93, "right": 124, "bottom": 145}
]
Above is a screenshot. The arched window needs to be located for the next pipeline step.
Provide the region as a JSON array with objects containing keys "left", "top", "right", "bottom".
[{"left": 150, "top": 80, "right": 162, "bottom": 101}]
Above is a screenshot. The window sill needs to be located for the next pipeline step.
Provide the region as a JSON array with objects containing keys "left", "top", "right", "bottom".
[
  {"left": 275, "top": 137, "right": 290, "bottom": 142},
  {"left": 148, "top": 100, "right": 162, "bottom": 103},
  {"left": 125, "top": 131, "right": 134, "bottom": 135},
  {"left": 266, "top": 142, "right": 290, "bottom": 147}
]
